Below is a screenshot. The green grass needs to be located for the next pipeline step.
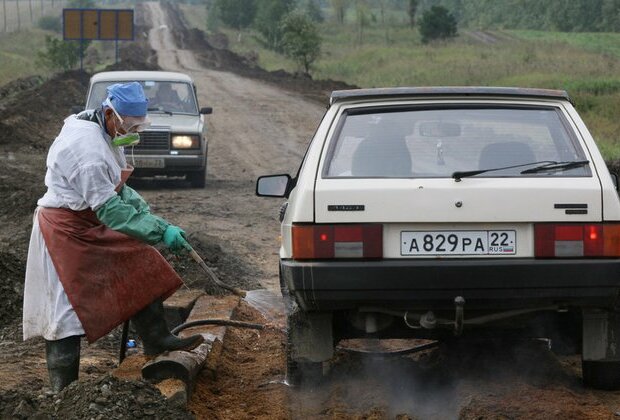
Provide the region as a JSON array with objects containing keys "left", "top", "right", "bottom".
[
  {"left": 510, "top": 30, "right": 620, "bottom": 59},
  {"left": 0, "top": 29, "right": 54, "bottom": 85},
  {"left": 179, "top": 3, "right": 208, "bottom": 32}
]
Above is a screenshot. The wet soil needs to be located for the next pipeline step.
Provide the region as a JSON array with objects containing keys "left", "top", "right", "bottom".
[{"left": 3, "top": 1, "right": 620, "bottom": 418}]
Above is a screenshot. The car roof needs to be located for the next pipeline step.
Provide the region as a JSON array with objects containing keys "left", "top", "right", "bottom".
[
  {"left": 90, "top": 71, "right": 194, "bottom": 83},
  {"left": 329, "top": 86, "right": 572, "bottom": 105}
]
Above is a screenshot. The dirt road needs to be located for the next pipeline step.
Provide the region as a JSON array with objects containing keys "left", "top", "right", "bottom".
[
  {"left": 3, "top": 2, "right": 620, "bottom": 418},
  {"left": 142, "top": 2, "right": 324, "bottom": 293}
]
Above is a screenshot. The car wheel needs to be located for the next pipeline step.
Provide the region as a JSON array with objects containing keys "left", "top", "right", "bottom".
[
  {"left": 285, "top": 333, "right": 324, "bottom": 386},
  {"left": 187, "top": 168, "right": 206, "bottom": 188},
  {"left": 582, "top": 360, "right": 620, "bottom": 390},
  {"left": 285, "top": 310, "right": 333, "bottom": 386}
]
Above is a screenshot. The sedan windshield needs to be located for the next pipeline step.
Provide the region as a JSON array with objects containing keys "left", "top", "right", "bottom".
[
  {"left": 87, "top": 80, "right": 198, "bottom": 114},
  {"left": 324, "top": 106, "right": 591, "bottom": 178}
]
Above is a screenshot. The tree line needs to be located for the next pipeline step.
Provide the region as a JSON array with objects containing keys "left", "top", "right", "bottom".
[
  {"left": 209, "top": 0, "right": 322, "bottom": 74},
  {"left": 412, "top": 0, "right": 620, "bottom": 32},
  {"left": 315, "top": 0, "right": 620, "bottom": 32}
]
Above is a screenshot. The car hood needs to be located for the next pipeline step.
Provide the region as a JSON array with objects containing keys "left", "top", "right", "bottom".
[{"left": 145, "top": 113, "right": 203, "bottom": 133}]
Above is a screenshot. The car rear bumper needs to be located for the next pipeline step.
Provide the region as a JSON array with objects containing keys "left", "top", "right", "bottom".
[{"left": 280, "top": 258, "right": 620, "bottom": 311}]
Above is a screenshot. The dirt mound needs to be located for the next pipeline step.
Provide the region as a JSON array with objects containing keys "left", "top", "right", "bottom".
[
  {"left": 114, "top": 25, "right": 161, "bottom": 71},
  {"left": 0, "top": 374, "right": 194, "bottom": 419},
  {"left": 0, "top": 70, "right": 90, "bottom": 152},
  {"left": 161, "top": 2, "right": 357, "bottom": 104},
  {"left": 0, "top": 75, "right": 43, "bottom": 105},
  {"left": 0, "top": 252, "right": 26, "bottom": 328}
]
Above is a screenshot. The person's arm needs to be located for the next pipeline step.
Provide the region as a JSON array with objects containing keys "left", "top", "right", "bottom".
[
  {"left": 95, "top": 194, "right": 169, "bottom": 244},
  {"left": 67, "top": 162, "right": 188, "bottom": 250},
  {"left": 118, "top": 184, "right": 150, "bottom": 213}
]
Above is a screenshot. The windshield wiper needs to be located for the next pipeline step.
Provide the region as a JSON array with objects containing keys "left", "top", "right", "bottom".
[
  {"left": 147, "top": 107, "right": 173, "bottom": 116},
  {"left": 452, "top": 161, "right": 556, "bottom": 181},
  {"left": 519, "top": 160, "right": 589, "bottom": 174}
]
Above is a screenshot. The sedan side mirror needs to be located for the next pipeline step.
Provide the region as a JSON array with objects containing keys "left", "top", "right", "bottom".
[
  {"left": 200, "top": 107, "right": 213, "bottom": 115},
  {"left": 256, "top": 174, "right": 292, "bottom": 197}
]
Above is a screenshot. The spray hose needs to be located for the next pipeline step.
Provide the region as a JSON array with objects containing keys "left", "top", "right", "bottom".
[{"left": 171, "top": 319, "right": 264, "bottom": 335}]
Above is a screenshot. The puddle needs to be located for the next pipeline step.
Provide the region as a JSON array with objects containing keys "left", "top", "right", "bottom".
[{"left": 243, "top": 289, "right": 285, "bottom": 325}]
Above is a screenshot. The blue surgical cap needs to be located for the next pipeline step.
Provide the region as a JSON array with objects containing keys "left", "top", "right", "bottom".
[{"left": 104, "top": 82, "right": 148, "bottom": 117}]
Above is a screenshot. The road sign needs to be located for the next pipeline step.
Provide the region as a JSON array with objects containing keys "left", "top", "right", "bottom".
[{"left": 63, "top": 8, "right": 134, "bottom": 41}]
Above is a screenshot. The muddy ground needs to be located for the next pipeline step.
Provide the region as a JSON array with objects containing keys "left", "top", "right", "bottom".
[{"left": 3, "top": 1, "right": 620, "bottom": 418}]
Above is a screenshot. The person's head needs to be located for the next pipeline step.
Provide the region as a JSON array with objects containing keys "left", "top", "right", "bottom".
[
  {"left": 155, "top": 83, "right": 175, "bottom": 101},
  {"left": 102, "top": 82, "right": 150, "bottom": 137}
]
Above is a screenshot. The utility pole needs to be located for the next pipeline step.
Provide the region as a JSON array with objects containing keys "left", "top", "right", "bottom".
[
  {"left": 17, "top": 0, "right": 21, "bottom": 31},
  {"left": 3, "top": 0, "right": 6, "bottom": 33}
]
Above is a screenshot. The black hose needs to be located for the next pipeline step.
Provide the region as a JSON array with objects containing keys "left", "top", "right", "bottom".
[
  {"left": 171, "top": 319, "right": 265, "bottom": 335},
  {"left": 119, "top": 320, "right": 129, "bottom": 364}
]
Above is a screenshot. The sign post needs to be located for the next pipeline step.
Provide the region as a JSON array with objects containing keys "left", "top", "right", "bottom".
[{"left": 63, "top": 8, "right": 134, "bottom": 70}]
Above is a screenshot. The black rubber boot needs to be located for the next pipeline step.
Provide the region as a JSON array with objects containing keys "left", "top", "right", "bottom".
[
  {"left": 131, "top": 299, "right": 204, "bottom": 356},
  {"left": 45, "top": 335, "right": 81, "bottom": 393}
]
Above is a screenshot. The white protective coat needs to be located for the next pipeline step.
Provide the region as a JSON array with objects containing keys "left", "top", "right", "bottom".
[{"left": 23, "top": 113, "right": 126, "bottom": 341}]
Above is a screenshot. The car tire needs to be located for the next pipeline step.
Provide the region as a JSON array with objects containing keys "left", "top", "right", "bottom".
[
  {"left": 285, "top": 310, "right": 332, "bottom": 386},
  {"left": 582, "top": 360, "right": 620, "bottom": 390},
  {"left": 285, "top": 334, "right": 324, "bottom": 387},
  {"left": 187, "top": 168, "right": 206, "bottom": 188}
]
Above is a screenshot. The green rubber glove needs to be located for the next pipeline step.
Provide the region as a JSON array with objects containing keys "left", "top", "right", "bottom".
[
  {"left": 95, "top": 194, "right": 169, "bottom": 244},
  {"left": 119, "top": 185, "right": 150, "bottom": 213},
  {"left": 163, "top": 225, "right": 191, "bottom": 253}
]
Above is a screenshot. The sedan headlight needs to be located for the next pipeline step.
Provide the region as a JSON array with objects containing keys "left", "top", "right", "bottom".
[{"left": 171, "top": 135, "right": 199, "bottom": 149}]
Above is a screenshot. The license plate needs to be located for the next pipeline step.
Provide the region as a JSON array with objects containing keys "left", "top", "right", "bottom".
[
  {"left": 401, "top": 230, "right": 516, "bottom": 255},
  {"left": 132, "top": 159, "right": 164, "bottom": 168}
]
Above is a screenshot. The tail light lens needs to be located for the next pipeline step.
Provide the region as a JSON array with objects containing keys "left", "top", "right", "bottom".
[
  {"left": 535, "top": 223, "right": 620, "bottom": 257},
  {"left": 292, "top": 224, "right": 382, "bottom": 260}
]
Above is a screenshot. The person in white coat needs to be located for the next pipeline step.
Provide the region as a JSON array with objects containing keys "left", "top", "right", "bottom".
[{"left": 24, "top": 82, "right": 203, "bottom": 392}]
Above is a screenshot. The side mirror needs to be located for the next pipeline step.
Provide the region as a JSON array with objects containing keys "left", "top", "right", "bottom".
[
  {"left": 70, "top": 105, "right": 83, "bottom": 114},
  {"left": 611, "top": 172, "right": 619, "bottom": 192},
  {"left": 256, "top": 174, "right": 292, "bottom": 197},
  {"left": 200, "top": 107, "right": 213, "bottom": 115}
]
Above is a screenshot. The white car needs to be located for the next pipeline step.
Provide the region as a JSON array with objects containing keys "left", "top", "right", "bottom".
[
  {"left": 84, "top": 71, "right": 212, "bottom": 187},
  {"left": 257, "top": 87, "right": 620, "bottom": 389}
]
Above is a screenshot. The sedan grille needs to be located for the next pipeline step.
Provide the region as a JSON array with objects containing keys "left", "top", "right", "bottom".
[{"left": 133, "top": 131, "right": 170, "bottom": 151}]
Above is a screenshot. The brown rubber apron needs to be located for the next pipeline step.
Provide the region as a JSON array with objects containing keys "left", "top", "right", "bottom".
[{"left": 37, "top": 167, "right": 182, "bottom": 342}]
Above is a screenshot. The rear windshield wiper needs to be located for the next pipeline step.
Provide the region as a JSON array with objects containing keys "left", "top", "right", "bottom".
[
  {"left": 148, "top": 107, "right": 173, "bottom": 116},
  {"left": 452, "top": 161, "right": 556, "bottom": 181},
  {"left": 519, "top": 160, "right": 589, "bottom": 174}
]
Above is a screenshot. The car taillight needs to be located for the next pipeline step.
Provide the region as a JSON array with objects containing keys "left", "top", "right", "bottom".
[
  {"left": 534, "top": 223, "right": 620, "bottom": 257},
  {"left": 292, "top": 224, "right": 383, "bottom": 260}
]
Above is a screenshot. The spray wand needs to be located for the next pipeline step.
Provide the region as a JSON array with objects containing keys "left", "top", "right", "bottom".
[{"left": 185, "top": 245, "right": 247, "bottom": 298}]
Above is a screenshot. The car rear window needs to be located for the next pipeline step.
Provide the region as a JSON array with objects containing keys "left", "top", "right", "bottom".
[
  {"left": 323, "top": 106, "right": 591, "bottom": 178},
  {"left": 87, "top": 81, "right": 198, "bottom": 115}
]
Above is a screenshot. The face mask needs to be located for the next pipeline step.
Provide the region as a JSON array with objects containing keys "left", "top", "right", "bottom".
[
  {"left": 112, "top": 132, "right": 140, "bottom": 147},
  {"left": 106, "top": 100, "right": 146, "bottom": 147}
]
